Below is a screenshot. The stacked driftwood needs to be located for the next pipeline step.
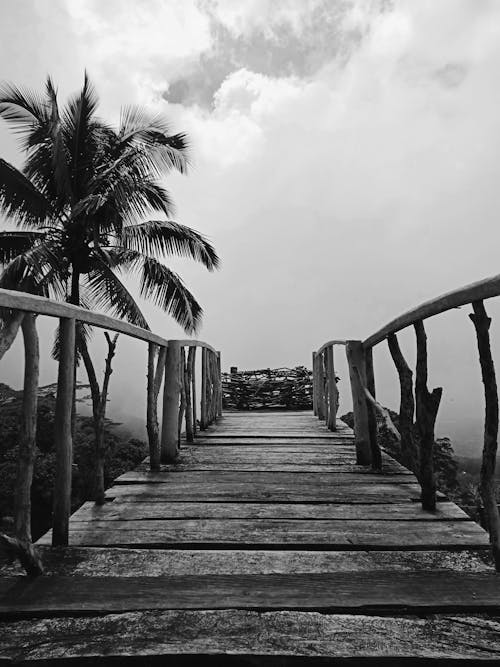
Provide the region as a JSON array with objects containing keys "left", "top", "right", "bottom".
[{"left": 222, "top": 366, "right": 312, "bottom": 411}]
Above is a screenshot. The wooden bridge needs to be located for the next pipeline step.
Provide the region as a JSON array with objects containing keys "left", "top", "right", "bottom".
[{"left": 2, "top": 275, "right": 500, "bottom": 661}]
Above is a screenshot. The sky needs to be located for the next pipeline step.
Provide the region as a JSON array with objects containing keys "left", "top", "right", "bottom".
[{"left": 1, "top": 0, "right": 500, "bottom": 454}]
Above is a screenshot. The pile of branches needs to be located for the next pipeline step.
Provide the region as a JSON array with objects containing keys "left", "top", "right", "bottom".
[{"left": 222, "top": 366, "right": 312, "bottom": 411}]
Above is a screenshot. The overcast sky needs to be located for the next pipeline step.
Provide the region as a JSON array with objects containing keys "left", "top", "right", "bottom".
[{"left": 1, "top": 0, "right": 500, "bottom": 454}]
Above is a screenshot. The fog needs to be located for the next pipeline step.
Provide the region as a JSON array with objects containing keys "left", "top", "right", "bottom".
[{"left": 2, "top": 0, "right": 500, "bottom": 455}]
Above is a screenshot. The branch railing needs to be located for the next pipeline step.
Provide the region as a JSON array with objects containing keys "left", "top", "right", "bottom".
[
  {"left": 313, "top": 272, "right": 500, "bottom": 570},
  {"left": 0, "top": 288, "right": 221, "bottom": 571}
]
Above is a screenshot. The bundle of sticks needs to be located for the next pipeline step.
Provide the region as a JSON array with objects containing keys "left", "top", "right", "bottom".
[{"left": 222, "top": 366, "right": 313, "bottom": 410}]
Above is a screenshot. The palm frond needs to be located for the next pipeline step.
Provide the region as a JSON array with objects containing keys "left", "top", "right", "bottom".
[
  {"left": 46, "top": 77, "right": 73, "bottom": 204},
  {"left": 140, "top": 256, "right": 202, "bottom": 334},
  {"left": 121, "top": 220, "right": 219, "bottom": 270},
  {"left": 0, "top": 159, "right": 50, "bottom": 226},
  {"left": 0, "top": 81, "right": 47, "bottom": 142},
  {"left": 0, "top": 240, "right": 67, "bottom": 294},
  {"left": 84, "top": 254, "right": 150, "bottom": 329}
]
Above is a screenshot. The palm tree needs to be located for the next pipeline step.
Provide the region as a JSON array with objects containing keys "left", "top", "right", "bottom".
[
  {"left": 0, "top": 75, "right": 219, "bottom": 556},
  {"left": 0, "top": 74, "right": 219, "bottom": 329}
]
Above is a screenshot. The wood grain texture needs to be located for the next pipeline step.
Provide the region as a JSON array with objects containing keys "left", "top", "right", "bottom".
[
  {"left": 1, "top": 572, "right": 500, "bottom": 617},
  {"left": 2, "top": 610, "right": 500, "bottom": 661}
]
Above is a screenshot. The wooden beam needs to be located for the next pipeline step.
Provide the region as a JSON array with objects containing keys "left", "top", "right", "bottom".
[
  {"left": 469, "top": 299, "right": 500, "bottom": 571},
  {"left": 160, "top": 340, "right": 181, "bottom": 463},
  {"left": 52, "top": 317, "right": 76, "bottom": 546},
  {"left": 346, "top": 341, "right": 371, "bottom": 465},
  {"left": 414, "top": 321, "right": 442, "bottom": 512},
  {"left": 217, "top": 351, "right": 222, "bottom": 418},
  {"left": 312, "top": 352, "right": 318, "bottom": 416},
  {"left": 363, "top": 272, "right": 500, "bottom": 349}
]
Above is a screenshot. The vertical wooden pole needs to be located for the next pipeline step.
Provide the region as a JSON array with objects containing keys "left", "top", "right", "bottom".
[
  {"left": 388, "top": 333, "right": 416, "bottom": 471},
  {"left": 52, "top": 317, "right": 76, "bottom": 546},
  {"left": 178, "top": 347, "right": 186, "bottom": 445},
  {"left": 217, "top": 351, "right": 223, "bottom": 417},
  {"left": 201, "top": 346, "right": 207, "bottom": 430},
  {"left": 161, "top": 340, "right": 181, "bottom": 463},
  {"left": 414, "top": 320, "right": 442, "bottom": 511},
  {"left": 190, "top": 346, "right": 197, "bottom": 436},
  {"left": 346, "top": 340, "right": 371, "bottom": 465},
  {"left": 316, "top": 353, "right": 326, "bottom": 421},
  {"left": 185, "top": 347, "right": 194, "bottom": 443},
  {"left": 365, "top": 346, "right": 382, "bottom": 470},
  {"left": 469, "top": 300, "right": 500, "bottom": 570},
  {"left": 146, "top": 343, "right": 160, "bottom": 471},
  {"left": 326, "top": 346, "right": 337, "bottom": 431},
  {"left": 312, "top": 352, "right": 318, "bottom": 416}
]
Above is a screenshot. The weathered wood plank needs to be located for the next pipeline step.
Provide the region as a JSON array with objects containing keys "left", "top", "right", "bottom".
[
  {"left": 37, "top": 519, "right": 488, "bottom": 549},
  {"left": 115, "top": 470, "right": 417, "bottom": 485},
  {"left": 2, "top": 609, "right": 500, "bottom": 661},
  {"left": 68, "top": 500, "right": 472, "bottom": 522},
  {"left": 1, "top": 572, "right": 500, "bottom": 617},
  {"left": 2, "top": 547, "right": 491, "bottom": 577},
  {"left": 103, "top": 481, "right": 440, "bottom": 503}
]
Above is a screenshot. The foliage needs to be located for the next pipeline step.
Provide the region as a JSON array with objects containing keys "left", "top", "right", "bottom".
[
  {"left": 222, "top": 366, "right": 313, "bottom": 410},
  {"left": 0, "top": 385, "right": 146, "bottom": 540},
  {"left": 0, "top": 74, "right": 219, "bottom": 333}
]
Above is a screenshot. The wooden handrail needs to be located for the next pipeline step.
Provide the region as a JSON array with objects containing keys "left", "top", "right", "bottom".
[
  {"left": 362, "top": 272, "right": 500, "bottom": 349},
  {"left": 315, "top": 339, "right": 347, "bottom": 355}
]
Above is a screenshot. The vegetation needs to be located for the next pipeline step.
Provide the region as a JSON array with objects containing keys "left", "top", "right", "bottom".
[
  {"left": 341, "top": 408, "right": 483, "bottom": 521},
  {"left": 0, "top": 383, "right": 146, "bottom": 543}
]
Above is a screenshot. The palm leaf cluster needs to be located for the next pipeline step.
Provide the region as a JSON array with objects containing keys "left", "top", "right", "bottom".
[{"left": 0, "top": 74, "right": 219, "bottom": 333}]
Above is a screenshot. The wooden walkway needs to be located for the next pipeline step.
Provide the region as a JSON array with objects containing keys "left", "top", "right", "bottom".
[{"left": 1, "top": 412, "right": 500, "bottom": 663}]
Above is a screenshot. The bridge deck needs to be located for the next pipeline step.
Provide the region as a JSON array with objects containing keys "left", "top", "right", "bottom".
[{"left": 1, "top": 412, "right": 500, "bottom": 663}]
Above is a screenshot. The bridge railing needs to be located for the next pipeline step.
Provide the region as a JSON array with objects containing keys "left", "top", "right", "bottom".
[
  {"left": 0, "top": 288, "right": 220, "bottom": 568},
  {"left": 313, "top": 272, "right": 500, "bottom": 569}
]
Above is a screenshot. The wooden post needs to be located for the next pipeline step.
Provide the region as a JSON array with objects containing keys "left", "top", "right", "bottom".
[
  {"left": 185, "top": 347, "right": 194, "bottom": 443},
  {"left": 388, "top": 333, "right": 416, "bottom": 471},
  {"left": 161, "top": 340, "right": 181, "bottom": 463},
  {"left": 326, "top": 346, "right": 337, "bottom": 431},
  {"left": 201, "top": 347, "right": 207, "bottom": 430},
  {"left": 316, "top": 353, "right": 326, "bottom": 421},
  {"left": 365, "top": 346, "right": 382, "bottom": 470},
  {"left": 346, "top": 340, "right": 371, "bottom": 465},
  {"left": 52, "top": 317, "right": 76, "bottom": 546},
  {"left": 414, "top": 320, "right": 442, "bottom": 511},
  {"left": 178, "top": 346, "right": 186, "bottom": 445},
  {"left": 469, "top": 300, "right": 500, "bottom": 570},
  {"left": 190, "top": 346, "right": 197, "bottom": 436},
  {"left": 217, "top": 351, "right": 223, "bottom": 417},
  {"left": 312, "top": 352, "right": 318, "bottom": 416}
]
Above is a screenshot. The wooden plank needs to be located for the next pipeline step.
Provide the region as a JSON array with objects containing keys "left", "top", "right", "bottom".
[
  {"left": 1, "top": 609, "right": 500, "bottom": 661},
  {"left": 103, "top": 481, "right": 439, "bottom": 503},
  {"left": 68, "top": 500, "right": 471, "bottom": 522},
  {"left": 37, "top": 518, "right": 488, "bottom": 548},
  {"left": 189, "top": 437, "right": 353, "bottom": 446},
  {"left": 3, "top": 547, "right": 491, "bottom": 577},
  {"left": 1, "top": 572, "right": 500, "bottom": 617},
  {"left": 115, "top": 470, "right": 417, "bottom": 484}
]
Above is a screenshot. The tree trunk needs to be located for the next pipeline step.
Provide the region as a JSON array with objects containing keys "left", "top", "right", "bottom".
[
  {"left": 0, "top": 313, "right": 43, "bottom": 576},
  {"left": 0, "top": 311, "right": 24, "bottom": 360},
  {"left": 388, "top": 333, "right": 416, "bottom": 471},
  {"left": 469, "top": 300, "right": 500, "bottom": 570},
  {"left": 414, "top": 321, "right": 442, "bottom": 511}
]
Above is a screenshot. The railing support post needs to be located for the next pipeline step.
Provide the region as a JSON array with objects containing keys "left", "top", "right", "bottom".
[
  {"left": 346, "top": 340, "right": 372, "bottom": 465},
  {"left": 326, "top": 345, "right": 337, "bottom": 431},
  {"left": 161, "top": 340, "right": 181, "bottom": 463},
  {"left": 52, "top": 317, "right": 76, "bottom": 546},
  {"left": 217, "top": 351, "right": 223, "bottom": 417},
  {"left": 201, "top": 347, "right": 208, "bottom": 429},
  {"left": 365, "top": 347, "right": 382, "bottom": 470},
  {"left": 312, "top": 352, "right": 318, "bottom": 416}
]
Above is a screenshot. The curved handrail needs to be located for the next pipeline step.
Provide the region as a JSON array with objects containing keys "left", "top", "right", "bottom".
[
  {"left": 315, "top": 339, "right": 347, "bottom": 355},
  {"left": 362, "top": 272, "right": 500, "bottom": 349},
  {"left": 0, "top": 287, "right": 216, "bottom": 351}
]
